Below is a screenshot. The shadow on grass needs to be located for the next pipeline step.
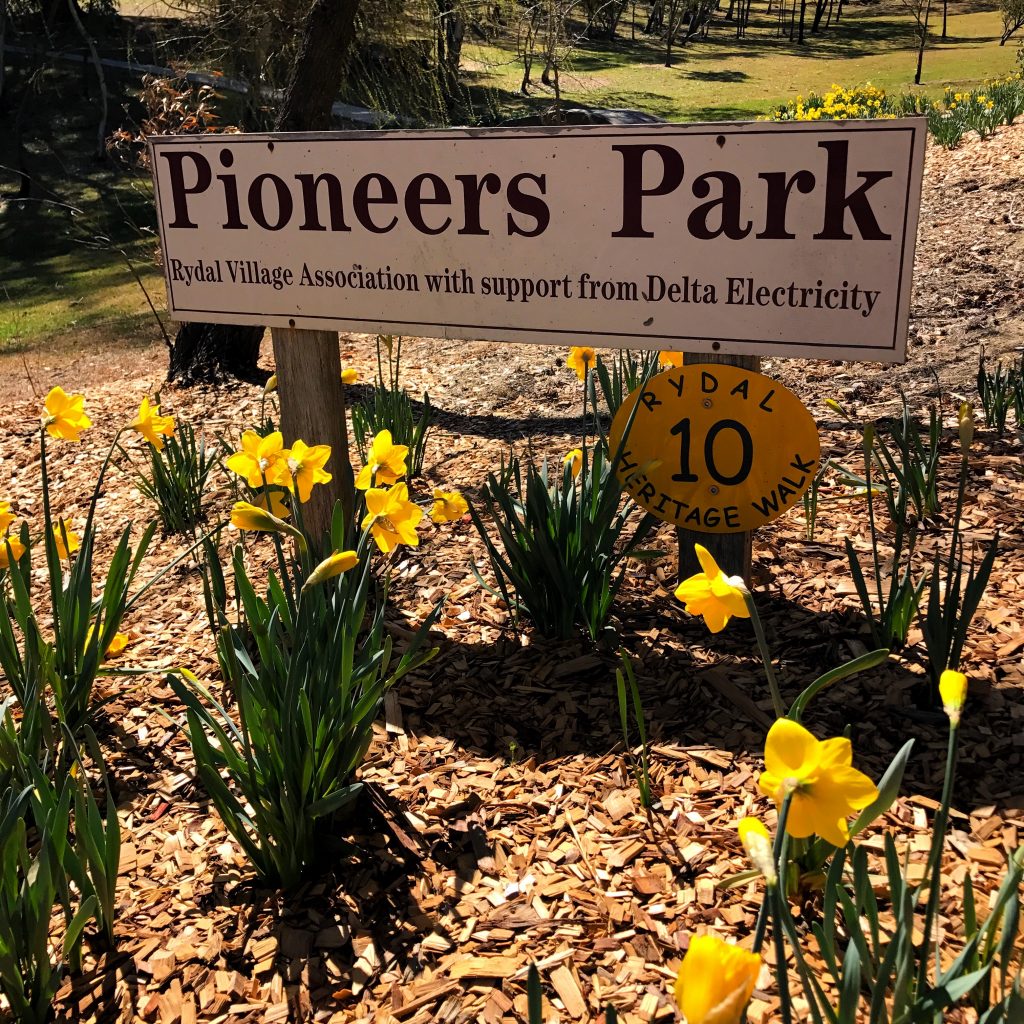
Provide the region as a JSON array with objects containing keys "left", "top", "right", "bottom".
[{"left": 684, "top": 68, "right": 751, "bottom": 82}]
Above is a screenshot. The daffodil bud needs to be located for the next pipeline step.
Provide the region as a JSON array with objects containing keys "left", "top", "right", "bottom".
[
  {"left": 958, "top": 402, "right": 974, "bottom": 453},
  {"left": 824, "top": 397, "right": 850, "bottom": 419},
  {"left": 862, "top": 421, "right": 876, "bottom": 448},
  {"left": 939, "top": 669, "right": 968, "bottom": 725},
  {"left": 737, "top": 817, "right": 777, "bottom": 885},
  {"left": 302, "top": 550, "right": 359, "bottom": 592},
  {"left": 230, "top": 501, "right": 306, "bottom": 549},
  {"left": 264, "top": 374, "right": 278, "bottom": 395},
  {"left": 674, "top": 934, "right": 760, "bottom": 1024}
]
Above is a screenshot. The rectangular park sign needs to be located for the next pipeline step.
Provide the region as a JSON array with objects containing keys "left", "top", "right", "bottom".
[{"left": 150, "top": 119, "right": 925, "bottom": 362}]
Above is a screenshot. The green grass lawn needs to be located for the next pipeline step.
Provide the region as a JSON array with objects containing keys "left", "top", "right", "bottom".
[
  {"left": 462, "top": 3, "right": 1018, "bottom": 120},
  {"left": 0, "top": 197, "right": 166, "bottom": 351}
]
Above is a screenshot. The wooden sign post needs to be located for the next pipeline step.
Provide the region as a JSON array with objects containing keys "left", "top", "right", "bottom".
[{"left": 270, "top": 327, "right": 354, "bottom": 544}]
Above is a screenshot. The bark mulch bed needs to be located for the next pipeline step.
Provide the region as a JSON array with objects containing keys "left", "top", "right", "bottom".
[{"left": 0, "top": 123, "right": 1022, "bottom": 1023}]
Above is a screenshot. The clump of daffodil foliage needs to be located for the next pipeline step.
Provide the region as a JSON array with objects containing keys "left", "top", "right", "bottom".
[
  {"left": 123, "top": 395, "right": 218, "bottom": 536},
  {"left": 0, "top": 387, "right": 166, "bottom": 1023},
  {"left": 468, "top": 346, "right": 659, "bottom": 642},
  {"left": 178, "top": 427, "right": 462, "bottom": 886},
  {"left": 659, "top": 544, "right": 1024, "bottom": 1024}
]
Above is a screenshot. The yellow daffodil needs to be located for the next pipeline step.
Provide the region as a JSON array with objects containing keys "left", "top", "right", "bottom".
[
  {"left": 302, "top": 549, "right": 359, "bottom": 591},
  {"left": 264, "top": 374, "right": 278, "bottom": 394},
  {"left": 659, "top": 351, "right": 684, "bottom": 368},
  {"left": 674, "top": 934, "right": 760, "bottom": 1024},
  {"left": 361, "top": 482, "right": 423, "bottom": 553},
  {"left": 226, "top": 431, "right": 289, "bottom": 488},
  {"left": 341, "top": 367, "right": 359, "bottom": 384},
  {"left": 567, "top": 346, "right": 597, "bottom": 380},
  {"left": 104, "top": 632, "right": 130, "bottom": 658},
  {"left": 758, "top": 719, "right": 878, "bottom": 848},
  {"left": 285, "top": 440, "right": 333, "bottom": 503},
  {"left": 430, "top": 489, "right": 468, "bottom": 524},
  {"left": 674, "top": 545, "right": 750, "bottom": 633},
  {"left": 85, "top": 625, "right": 131, "bottom": 659},
  {"left": 355, "top": 430, "right": 408, "bottom": 490},
  {"left": 52, "top": 520, "right": 80, "bottom": 560},
  {"left": 0, "top": 502, "right": 15, "bottom": 534},
  {"left": 42, "top": 386, "right": 92, "bottom": 441},
  {"left": 252, "top": 490, "right": 291, "bottom": 519},
  {"left": 131, "top": 396, "right": 175, "bottom": 450},
  {"left": 939, "top": 669, "right": 968, "bottom": 725},
  {"left": 737, "top": 817, "right": 776, "bottom": 885},
  {"left": 0, "top": 537, "right": 26, "bottom": 568},
  {"left": 563, "top": 449, "right": 583, "bottom": 478}
]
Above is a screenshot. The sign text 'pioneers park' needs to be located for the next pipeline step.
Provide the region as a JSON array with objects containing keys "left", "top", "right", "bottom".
[{"left": 150, "top": 119, "right": 925, "bottom": 362}]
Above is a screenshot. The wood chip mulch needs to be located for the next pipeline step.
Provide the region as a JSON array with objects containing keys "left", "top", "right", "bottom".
[{"left": 0, "top": 124, "right": 1022, "bottom": 1024}]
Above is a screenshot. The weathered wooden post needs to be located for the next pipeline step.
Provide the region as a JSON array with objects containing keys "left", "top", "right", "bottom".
[
  {"left": 677, "top": 352, "right": 760, "bottom": 582},
  {"left": 270, "top": 327, "right": 355, "bottom": 542}
]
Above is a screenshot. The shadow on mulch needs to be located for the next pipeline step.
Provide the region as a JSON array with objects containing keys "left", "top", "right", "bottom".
[
  {"left": 398, "top": 570, "right": 1017, "bottom": 818},
  {"left": 397, "top": 583, "right": 881, "bottom": 759}
]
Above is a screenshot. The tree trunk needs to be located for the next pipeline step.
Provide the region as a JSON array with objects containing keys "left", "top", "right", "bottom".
[
  {"left": 941, "top": 0, "right": 946, "bottom": 39},
  {"left": 167, "top": 0, "right": 363, "bottom": 385},
  {"left": 811, "top": 0, "right": 826, "bottom": 32},
  {"left": 167, "top": 323, "right": 266, "bottom": 385},
  {"left": 914, "top": 0, "right": 931, "bottom": 86}
]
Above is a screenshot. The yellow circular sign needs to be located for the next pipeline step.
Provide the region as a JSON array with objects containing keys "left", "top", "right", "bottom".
[{"left": 609, "top": 364, "right": 820, "bottom": 534}]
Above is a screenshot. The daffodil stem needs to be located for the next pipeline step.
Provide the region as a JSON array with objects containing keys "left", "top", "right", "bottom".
[
  {"left": 754, "top": 795, "right": 792, "bottom": 954},
  {"left": 864, "top": 432, "right": 885, "bottom": 628},
  {"left": 917, "top": 721, "right": 959, "bottom": 992},
  {"left": 772, "top": 886, "right": 794, "bottom": 1024},
  {"left": 771, "top": 860, "right": 828, "bottom": 1024},
  {"left": 742, "top": 592, "right": 785, "bottom": 719}
]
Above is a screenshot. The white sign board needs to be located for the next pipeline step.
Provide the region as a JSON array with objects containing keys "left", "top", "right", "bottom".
[{"left": 150, "top": 120, "right": 925, "bottom": 362}]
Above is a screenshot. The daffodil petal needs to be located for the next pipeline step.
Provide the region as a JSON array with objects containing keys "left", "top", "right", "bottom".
[
  {"left": 764, "top": 718, "right": 820, "bottom": 780},
  {"left": 694, "top": 544, "right": 722, "bottom": 580},
  {"left": 818, "top": 736, "right": 854, "bottom": 769}
]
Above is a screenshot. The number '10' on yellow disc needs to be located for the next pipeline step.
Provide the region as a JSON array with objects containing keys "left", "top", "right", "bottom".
[{"left": 608, "top": 364, "right": 820, "bottom": 534}]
